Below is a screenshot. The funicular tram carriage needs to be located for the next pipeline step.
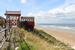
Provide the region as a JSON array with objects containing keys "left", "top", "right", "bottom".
[{"left": 20, "top": 17, "right": 35, "bottom": 30}]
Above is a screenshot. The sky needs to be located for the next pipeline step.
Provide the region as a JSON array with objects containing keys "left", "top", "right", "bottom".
[{"left": 0, "top": 0, "right": 75, "bottom": 24}]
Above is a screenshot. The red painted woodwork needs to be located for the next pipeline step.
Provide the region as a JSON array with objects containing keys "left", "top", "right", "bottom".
[
  {"left": 12, "top": 20, "right": 17, "bottom": 25},
  {"left": 5, "top": 11, "right": 21, "bottom": 26},
  {"left": 20, "top": 21, "right": 34, "bottom": 27},
  {"left": 5, "top": 11, "right": 35, "bottom": 27},
  {"left": 20, "top": 17, "right": 35, "bottom": 27}
]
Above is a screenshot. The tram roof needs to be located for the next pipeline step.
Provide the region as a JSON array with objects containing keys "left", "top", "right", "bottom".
[
  {"left": 21, "top": 16, "right": 34, "bottom": 19},
  {"left": 5, "top": 11, "right": 21, "bottom": 15}
]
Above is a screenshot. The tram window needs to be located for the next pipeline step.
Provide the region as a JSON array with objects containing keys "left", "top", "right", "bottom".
[
  {"left": 14, "top": 16, "right": 16, "bottom": 20},
  {"left": 28, "top": 19, "right": 29, "bottom": 21},
  {"left": 26, "top": 19, "right": 27, "bottom": 21},
  {"left": 17, "top": 16, "right": 18, "bottom": 20},
  {"left": 22, "top": 19, "right": 23, "bottom": 21},
  {"left": 7, "top": 18, "right": 9, "bottom": 20},
  {"left": 30, "top": 19, "right": 32, "bottom": 21},
  {"left": 24, "top": 19, "right": 25, "bottom": 21},
  {"left": 32, "top": 19, "right": 34, "bottom": 21},
  {"left": 29, "top": 19, "right": 30, "bottom": 21},
  {"left": 27, "top": 19, "right": 28, "bottom": 21},
  {"left": 31, "top": 19, "right": 32, "bottom": 21}
]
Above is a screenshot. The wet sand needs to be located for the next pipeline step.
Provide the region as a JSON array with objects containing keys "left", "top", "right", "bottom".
[{"left": 35, "top": 26, "right": 75, "bottom": 46}]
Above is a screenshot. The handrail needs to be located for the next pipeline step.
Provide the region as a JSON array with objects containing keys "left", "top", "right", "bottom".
[
  {"left": 0, "top": 27, "right": 9, "bottom": 33},
  {"left": 0, "top": 34, "right": 9, "bottom": 50},
  {"left": 0, "top": 27, "right": 9, "bottom": 50},
  {"left": 0, "top": 20, "right": 11, "bottom": 50}
]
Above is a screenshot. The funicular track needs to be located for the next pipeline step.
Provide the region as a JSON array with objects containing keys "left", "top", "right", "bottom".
[
  {"left": 0, "top": 26, "right": 30, "bottom": 50},
  {"left": 7, "top": 27, "right": 31, "bottom": 50}
]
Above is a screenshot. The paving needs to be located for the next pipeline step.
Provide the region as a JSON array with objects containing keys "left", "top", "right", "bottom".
[
  {"left": 0, "top": 26, "right": 19, "bottom": 50},
  {"left": 0, "top": 27, "right": 6, "bottom": 41},
  {"left": 0, "top": 27, "right": 9, "bottom": 50},
  {"left": 0, "top": 31, "right": 5, "bottom": 41}
]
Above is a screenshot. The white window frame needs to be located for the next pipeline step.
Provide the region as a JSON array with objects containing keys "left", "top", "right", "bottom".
[{"left": 10, "top": 16, "right": 12, "bottom": 20}]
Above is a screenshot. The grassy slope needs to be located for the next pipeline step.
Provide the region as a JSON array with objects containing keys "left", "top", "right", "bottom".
[
  {"left": 5, "top": 27, "right": 73, "bottom": 50},
  {"left": 19, "top": 28, "right": 74, "bottom": 50}
]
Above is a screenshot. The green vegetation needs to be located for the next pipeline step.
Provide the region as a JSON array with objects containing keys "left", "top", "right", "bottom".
[
  {"left": 33, "top": 28, "right": 73, "bottom": 49},
  {"left": 13, "top": 37, "right": 20, "bottom": 42},
  {"left": 18, "top": 42, "right": 35, "bottom": 50},
  {"left": 33, "top": 28, "right": 58, "bottom": 43},
  {"left": 17, "top": 27, "right": 74, "bottom": 50},
  {"left": 4, "top": 27, "right": 73, "bottom": 50},
  {"left": 17, "top": 28, "right": 36, "bottom": 50},
  {"left": 6, "top": 38, "right": 12, "bottom": 42},
  {"left": 0, "top": 20, "right": 2, "bottom": 22},
  {"left": 3, "top": 46, "right": 14, "bottom": 50}
]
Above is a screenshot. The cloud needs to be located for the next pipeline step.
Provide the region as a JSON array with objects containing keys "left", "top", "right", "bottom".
[
  {"left": 72, "top": 0, "right": 75, "bottom": 3},
  {"left": 28, "top": 13, "right": 33, "bottom": 16},
  {"left": 21, "top": 0, "right": 26, "bottom": 3},
  {"left": 58, "top": 0, "right": 75, "bottom": 9},
  {"left": 27, "top": 4, "right": 75, "bottom": 23}
]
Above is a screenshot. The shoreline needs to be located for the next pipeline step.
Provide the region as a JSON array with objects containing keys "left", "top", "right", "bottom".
[
  {"left": 34, "top": 26, "right": 75, "bottom": 46},
  {"left": 36, "top": 25, "right": 75, "bottom": 34}
]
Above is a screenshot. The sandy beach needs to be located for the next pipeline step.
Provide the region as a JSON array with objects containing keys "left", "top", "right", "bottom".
[{"left": 35, "top": 26, "right": 75, "bottom": 46}]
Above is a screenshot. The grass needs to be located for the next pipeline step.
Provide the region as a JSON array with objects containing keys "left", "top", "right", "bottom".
[
  {"left": 13, "top": 37, "right": 20, "bottom": 42},
  {"left": 33, "top": 28, "right": 70, "bottom": 47},
  {"left": 25, "top": 28, "right": 73, "bottom": 50},
  {"left": 3, "top": 46, "right": 14, "bottom": 50},
  {"left": 6, "top": 38, "right": 12, "bottom": 42},
  {"left": 18, "top": 42, "right": 36, "bottom": 50},
  {"left": 33, "top": 28, "right": 59, "bottom": 42},
  {"left": 5, "top": 27, "right": 74, "bottom": 50},
  {"left": 17, "top": 28, "right": 36, "bottom": 50}
]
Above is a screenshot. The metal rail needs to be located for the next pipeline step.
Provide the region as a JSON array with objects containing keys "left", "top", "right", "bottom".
[
  {"left": 0, "top": 27, "right": 9, "bottom": 50},
  {"left": 0, "top": 34, "right": 9, "bottom": 50},
  {"left": 0, "top": 27, "right": 8, "bottom": 33},
  {"left": 0, "top": 20, "right": 11, "bottom": 50}
]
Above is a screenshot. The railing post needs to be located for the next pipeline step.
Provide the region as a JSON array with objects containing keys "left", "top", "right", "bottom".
[
  {"left": 9, "top": 20, "right": 10, "bottom": 32},
  {"left": 5, "top": 20, "right": 6, "bottom": 38}
]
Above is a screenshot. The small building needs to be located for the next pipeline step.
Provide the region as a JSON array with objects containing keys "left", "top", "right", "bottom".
[{"left": 5, "top": 11, "right": 21, "bottom": 26}]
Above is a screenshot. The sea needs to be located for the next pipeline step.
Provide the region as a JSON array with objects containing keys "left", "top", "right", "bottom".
[{"left": 36, "top": 24, "right": 75, "bottom": 33}]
